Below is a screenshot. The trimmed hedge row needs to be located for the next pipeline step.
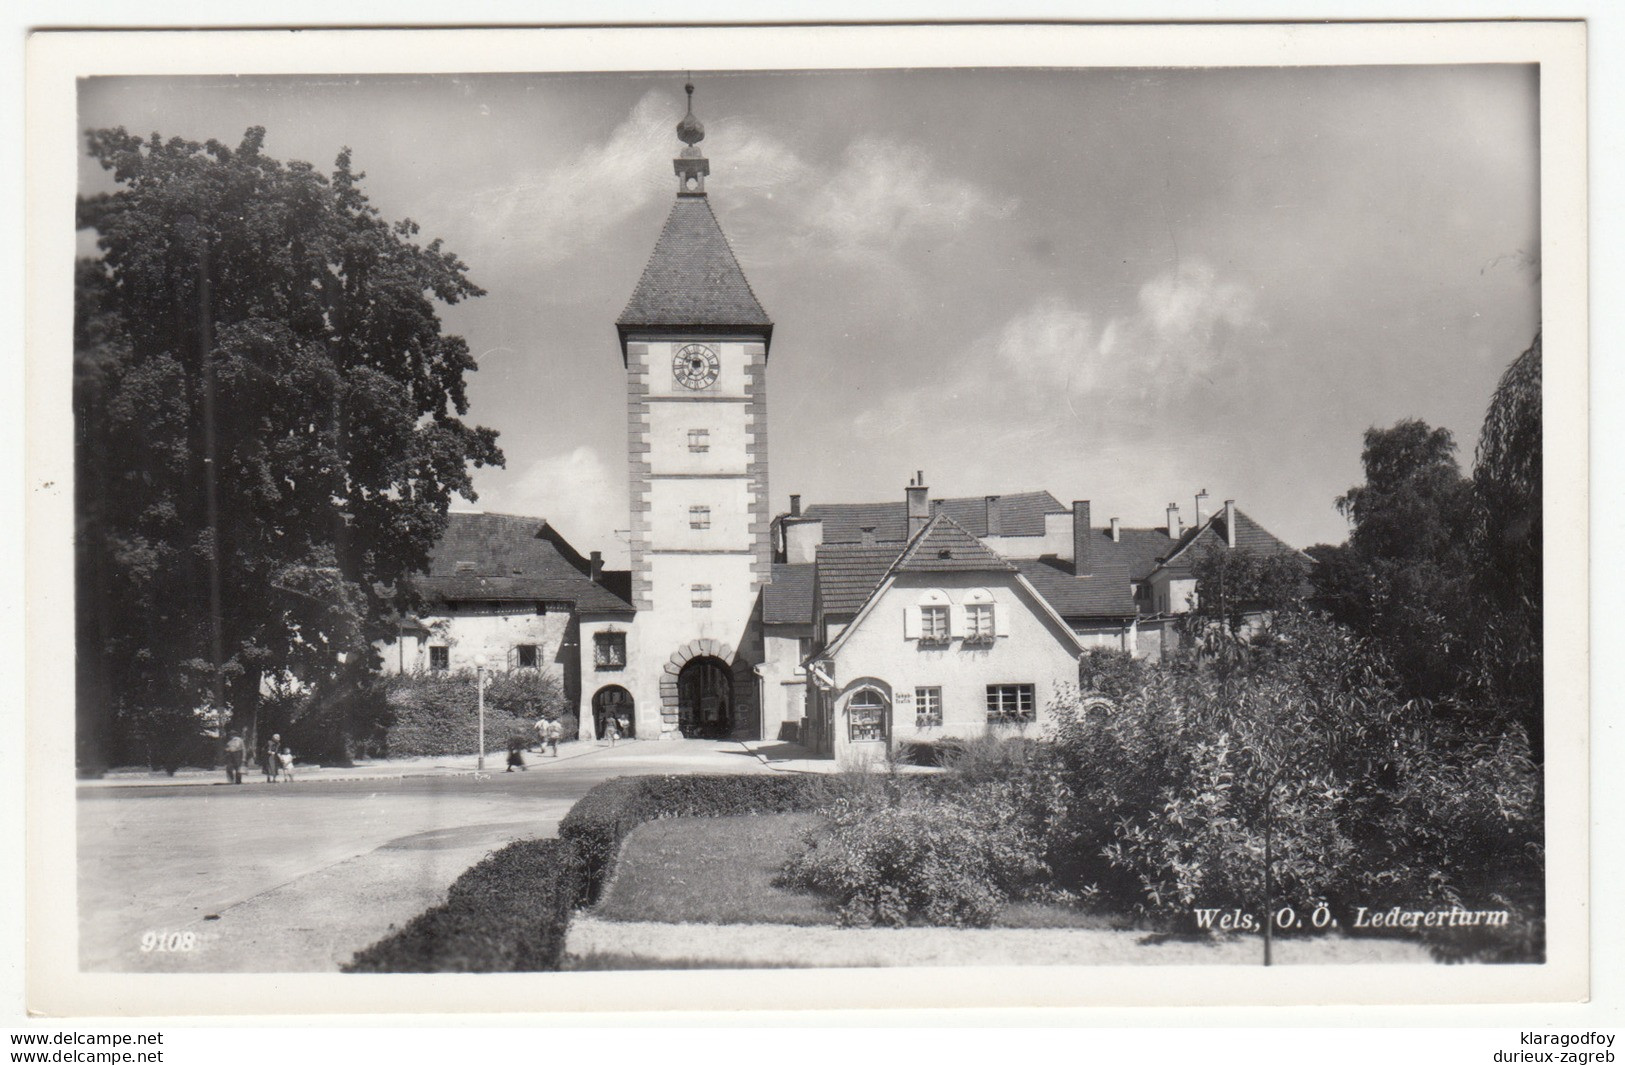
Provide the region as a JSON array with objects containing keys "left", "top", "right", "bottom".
[
  {"left": 344, "top": 838, "right": 585, "bottom": 972},
  {"left": 559, "top": 774, "right": 835, "bottom": 901}
]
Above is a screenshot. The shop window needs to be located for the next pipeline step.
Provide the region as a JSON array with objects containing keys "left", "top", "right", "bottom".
[{"left": 848, "top": 689, "right": 888, "bottom": 743}]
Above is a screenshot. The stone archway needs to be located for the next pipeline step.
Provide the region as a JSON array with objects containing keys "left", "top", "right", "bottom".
[
  {"left": 591, "top": 685, "right": 635, "bottom": 739},
  {"left": 658, "top": 638, "right": 753, "bottom": 738}
]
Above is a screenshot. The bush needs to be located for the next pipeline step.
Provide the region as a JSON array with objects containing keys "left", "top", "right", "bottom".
[
  {"left": 344, "top": 838, "right": 585, "bottom": 972},
  {"left": 371, "top": 669, "right": 569, "bottom": 758},
  {"left": 559, "top": 774, "right": 833, "bottom": 901},
  {"left": 779, "top": 781, "right": 1053, "bottom": 928}
]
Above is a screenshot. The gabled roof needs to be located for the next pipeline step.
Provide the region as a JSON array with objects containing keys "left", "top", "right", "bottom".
[
  {"left": 415, "top": 512, "right": 633, "bottom": 614},
  {"left": 802, "top": 490, "right": 1066, "bottom": 543},
  {"left": 1154, "top": 508, "right": 1304, "bottom": 576},
  {"left": 617, "top": 196, "right": 772, "bottom": 337},
  {"left": 762, "top": 562, "right": 815, "bottom": 626},
  {"left": 813, "top": 543, "right": 898, "bottom": 618},
  {"left": 893, "top": 514, "right": 1017, "bottom": 574},
  {"left": 1015, "top": 558, "right": 1138, "bottom": 619}
]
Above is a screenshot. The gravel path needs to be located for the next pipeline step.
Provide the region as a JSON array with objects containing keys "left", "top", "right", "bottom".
[{"left": 566, "top": 916, "right": 1435, "bottom": 968}]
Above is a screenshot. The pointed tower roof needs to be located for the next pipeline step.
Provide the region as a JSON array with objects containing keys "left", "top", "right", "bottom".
[{"left": 617, "top": 83, "right": 772, "bottom": 354}]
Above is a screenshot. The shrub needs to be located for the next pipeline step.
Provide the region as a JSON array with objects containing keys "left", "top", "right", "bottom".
[
  {"left": 780, "top": 781, "right": 1053, "bottom": 928},
  {"left": 344, "top": 838, "right": 585, "bottom": 972},
  {"left": 371, "top": 669, "right": 569, "bottom": 758}
]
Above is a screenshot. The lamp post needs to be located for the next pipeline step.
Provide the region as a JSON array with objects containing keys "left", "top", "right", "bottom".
[{"left": 474, "top": 654, "right": 487, "bottom": 771}]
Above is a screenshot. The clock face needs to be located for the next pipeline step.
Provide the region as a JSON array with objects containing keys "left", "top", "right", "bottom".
[{"left": 672, "top": 343, "right": 721, "bottom": 390}]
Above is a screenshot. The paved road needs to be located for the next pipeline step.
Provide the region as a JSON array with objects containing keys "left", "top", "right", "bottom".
[{"left": 77, "top": 740, "right": 781, "bottom": 973}]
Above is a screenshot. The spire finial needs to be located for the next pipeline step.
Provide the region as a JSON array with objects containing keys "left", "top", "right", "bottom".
[{"left": 673, "top": 78, "right": 709, "bottom": 195}]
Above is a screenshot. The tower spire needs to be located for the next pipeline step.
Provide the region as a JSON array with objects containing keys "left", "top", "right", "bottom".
[{"left": 673, "top": 81, "right": 710, "bottom": 196}]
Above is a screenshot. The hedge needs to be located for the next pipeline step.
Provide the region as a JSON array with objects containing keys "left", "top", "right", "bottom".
[
  {"left": 345, "top": 838, "right": 586, "bottom": 972},
  {"left": 559, "top": 774, "right": 836, "bottom": 901},
  {"left": 372, "top": 670, "right": 575, "bottom": 758}
]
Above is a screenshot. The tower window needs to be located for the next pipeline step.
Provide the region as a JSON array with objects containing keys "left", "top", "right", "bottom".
[
  {"left": 691, "top": 584, "right": 713, "bottom": 609},
  {"left": 689, "top": 505, "right": 711, "bottom": 530},
  {"left": 687, "top": 429, "right": 710, "bottom": 453}
]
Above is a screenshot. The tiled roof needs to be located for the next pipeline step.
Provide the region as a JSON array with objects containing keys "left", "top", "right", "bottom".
[
  {"left": 414, "top": 512, "right": 633, "bottom": 614},
  {"left": 894, "top": 514, "right": 1017, "bottom": 574},
  {"left": 1155, "top": 509, "right": 1303, "bottom": 575},
  {"left": 1086, "top": 527, "right": 1181, "bottom": 582},
  {"left": 617, "top": 196, "right": 772, "bottom": 332},
  {"left": 803, "top": 490, "right": 1066, "bottom": 543},
  {"left": 763, "top": 562, "right": 815, "bottom": 626},
  {"left": 814, "top": 543, "right": 899, "bottom": 618},
  {"left": 1015, "top": 558, "right": 1138, "bottom": 619}
]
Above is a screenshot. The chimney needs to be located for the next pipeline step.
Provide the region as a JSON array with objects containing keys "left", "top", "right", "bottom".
[
  {"left": 1194, "top": 489, "right": 1210, "bottom": 529},
  {"left": 985, "top": 495, "right": 1002, "bottom": 537},
  {"left": 1166, "top": 502, "right": 1183, "bottom": 540},
  {"left": 905, "top": 472, "right": 931, "bottom": 541},
  {"left": 1110, "top": 517, "right": 1121, "bottom": 543},
  {"left": 860, "top": 525, "right": 877, "bottom": 548},
  {"left": 1073, "top": 501, "right": 1092, "bottom": 576},
  {"left": 1224, "top": 499, "right": 1237, "bottom": 548},
  {"left": 589, "top": 550, "right": 603, "bottom": 582},
  {"left": 789, "top": 493, "right": 801, "bottom": 517}
]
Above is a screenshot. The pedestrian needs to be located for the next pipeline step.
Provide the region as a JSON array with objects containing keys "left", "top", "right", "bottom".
[
  {"left": 532, "top": 716, "right": 548, "bottom": 754},
  {"left": 617, "top": 713, "right": 630, "bottom": 743},
  {"left": 278, "top": 746, "right": 295, "bottom": 782},
  {"left": 544, "top": 717, "right": 561, "bottom": 757},
  {"left": 603, "top": 714, "right": 619, "bottom": 747},
  {"left": 264, "top": 734, "right": 282, "bottom": 783},
  {"left": 505, "top": 735, "right": 527, "bottom": 772},
  {"left": 223, "top": 731, "right": 245, "bottom": 785}
]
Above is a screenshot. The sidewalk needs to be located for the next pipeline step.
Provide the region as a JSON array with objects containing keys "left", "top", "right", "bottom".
[
  {"left": 77, "top": 738, "right": 609, "bottom": 789},
  {"left": 734, "top": 738, "right": 940, "bottom": 775}
]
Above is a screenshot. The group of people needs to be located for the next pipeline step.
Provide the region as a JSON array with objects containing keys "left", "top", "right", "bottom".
[
  {"left": 505, "top": 715, "right": 566, "bottom": 772},
  {"left": 221, "top": 731, "right": 294, "bottom": 785}
]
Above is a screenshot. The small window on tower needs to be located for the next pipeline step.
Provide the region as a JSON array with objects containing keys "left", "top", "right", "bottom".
[
  {"left": 691, "top": 584, "right": 713, "bottom": 609},
  {"left": 593, "top": 632, "right": 626, "bottom": 671},
  {"left": 689, "top": 505, "right": 711, "bottom": 530},
  {"left": 688, "top": 428, "right": 710, "bottom": 453}
]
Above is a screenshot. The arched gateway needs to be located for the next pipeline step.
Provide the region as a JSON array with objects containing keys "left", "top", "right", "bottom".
[{"left": 659, "top": 638, "right": 748, "bottom": 739}]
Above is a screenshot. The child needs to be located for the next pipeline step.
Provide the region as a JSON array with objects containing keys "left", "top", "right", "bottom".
[{"left": 277, "top": 747, "right": 295, "bottom": 782}]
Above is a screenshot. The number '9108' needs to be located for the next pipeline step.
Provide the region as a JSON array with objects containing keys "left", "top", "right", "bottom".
[{"left": 139, "top": 930, "right": 196, "bottom": 952}]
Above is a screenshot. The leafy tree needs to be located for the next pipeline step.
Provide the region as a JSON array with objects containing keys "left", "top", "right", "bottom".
[
  {"left": 1182, "top": 543, "right": 1308, "bottom": 665},
  {"left": 75, "top": 127, "right": 502, "bottom": 770},
  {"left": 1471, "top": 330, "right": 1543, "bottom": 755}
]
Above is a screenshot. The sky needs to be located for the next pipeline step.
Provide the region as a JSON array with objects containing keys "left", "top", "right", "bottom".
[{"left": 77, "top": 65, "right": 1541, "bottom": 568}]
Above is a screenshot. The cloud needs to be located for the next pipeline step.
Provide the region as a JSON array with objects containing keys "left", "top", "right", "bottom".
[
  {"left": 461, "top": 93, "right": 674, "bottom": 265},
  {"left": 485, "top": 446, "right": 629, "bottom": 567},
  {"left": 849, "top": 258, "right": 1262, "bottom": 443},
  {"left": 790, "top": 137, "right": 1018, "bottom": 260}
]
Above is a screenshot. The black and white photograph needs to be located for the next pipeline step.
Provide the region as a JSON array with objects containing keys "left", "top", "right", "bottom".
[{"left": 24, "top": 21, "right": 1590, "bottom": 1017}]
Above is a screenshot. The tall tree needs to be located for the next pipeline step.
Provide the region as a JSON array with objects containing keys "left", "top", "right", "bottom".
[{"left": 76, "top": 127, "right": 503, "bottom": 770}]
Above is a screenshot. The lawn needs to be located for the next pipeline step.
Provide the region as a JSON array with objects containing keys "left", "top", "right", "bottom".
[
  {"left": 592, "top": 812, "right": 1131, "bottom": 930},
  {"left": 594, "top": 813, "right": 839, "bottom": 926}
]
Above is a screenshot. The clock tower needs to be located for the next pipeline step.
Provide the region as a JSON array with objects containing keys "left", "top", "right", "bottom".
[{"left": 611, "top": 84, "right": 773, "bottom": 740}]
